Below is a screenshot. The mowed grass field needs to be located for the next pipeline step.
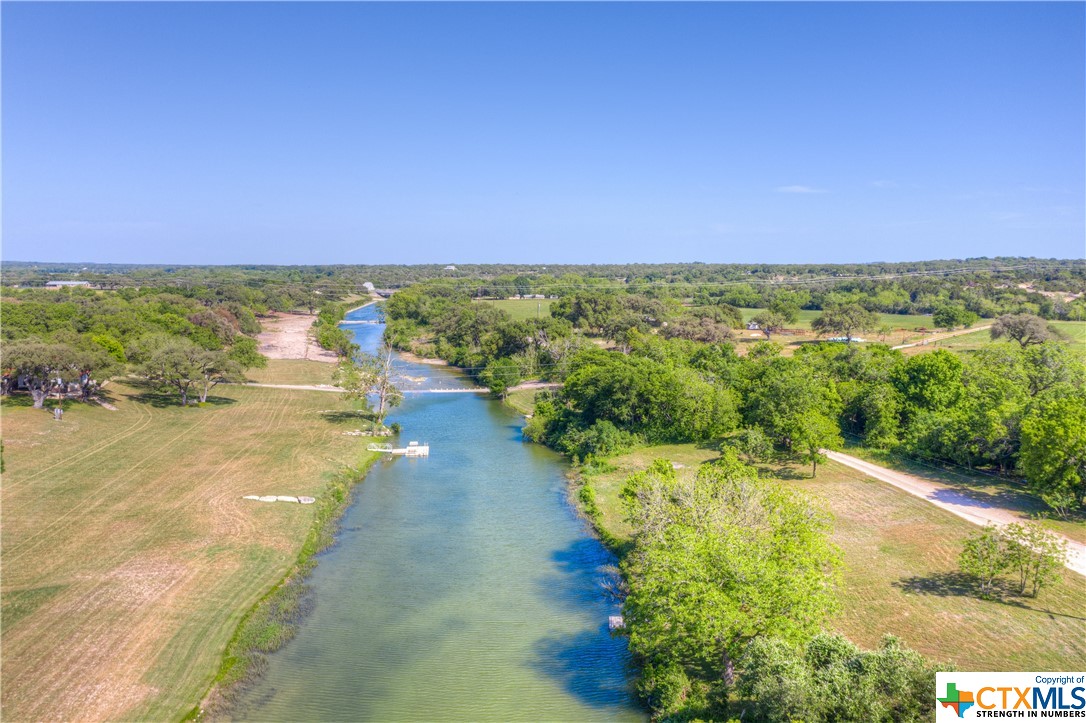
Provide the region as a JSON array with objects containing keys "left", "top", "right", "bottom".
[
  {"left": 473, "top": 297, "right": 553, "bottom": 321},
  {"left": 737, "top": 307, "right": 935, "bottom": 331},
  {"left": 245, "top": 358, "right": 338, "bottom": 386},
  {"left": 843, "top": 445, "right": 1086, "bottom": 544},
  {"left": 583, "top": 445, "right": 1086, "bottom": 671},
  {"left": 901, "top": 319, "right": 1086, "bottom": 356},
  {"left": 1, "top": 361, "right": 374, "bottom": 721}
]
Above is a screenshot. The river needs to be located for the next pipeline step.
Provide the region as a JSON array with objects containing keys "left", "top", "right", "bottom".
[{"left": 233, "top": 303, "right": 644, "bottom": 721}]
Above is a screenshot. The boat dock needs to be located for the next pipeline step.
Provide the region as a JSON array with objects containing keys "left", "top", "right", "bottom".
[{"left": 367, "top": 441, "right": 430, "bottom": 457}]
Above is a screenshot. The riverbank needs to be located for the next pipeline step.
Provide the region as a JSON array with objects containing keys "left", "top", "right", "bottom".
[
  {"left": 343, "top": 297, "right": 380, "bottom": 315},
  {"left": 0, "top": 374, "right": 385, "bottom": 720},
  {"left": 227, "top": 302, "right": 644, "bottom": 720},
  {"left": 194, "top": 452, "right": 381, "bottom": 719},
  {"left": 396, "top": 349, "right": 449, "bottom": 366},
  {"left": 257, "top": 312, "right": 340, "bottom": 363},
  {"left": 576, "top": 443, "right": 1086, "bottom": 673}
]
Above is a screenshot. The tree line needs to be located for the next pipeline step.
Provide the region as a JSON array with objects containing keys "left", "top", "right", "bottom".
[
  {"left": 6, "top": 257, "right": 1084, "bottom": 320},
  {"left": 384, "top": 282, "right": 1083, "bottom": 515},
  {"left": 1, "top": 284, "right": 277, "bottom": 407},
  {"left": 618, "top": 455, "right": 945, "bottom": 721}
]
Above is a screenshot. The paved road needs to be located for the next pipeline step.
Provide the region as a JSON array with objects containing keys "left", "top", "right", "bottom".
[{"left": 825, "top": 450, "right": 1085, "bottom": 577}]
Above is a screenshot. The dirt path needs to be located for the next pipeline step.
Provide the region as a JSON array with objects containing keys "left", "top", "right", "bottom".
[
  {"left": 257, "top": 313, "right": 339, "bottom": 363},
  {"left": 825, "top": 450, "right": 1086, "bottom": 577},
  {"left": 508, "top": 381, "right": 562, "bottom": 391},
  {"left": 891, "top": 325, "right": 991, "bottom": 350}
]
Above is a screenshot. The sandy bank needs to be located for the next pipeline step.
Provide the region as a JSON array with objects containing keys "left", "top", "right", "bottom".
[{"left": 257, "top": 313, "right": 339, "bottom": 363}]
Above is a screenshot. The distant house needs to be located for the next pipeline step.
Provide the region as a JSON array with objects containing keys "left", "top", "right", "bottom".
[
  {"left": 444, "top": 265, "right": 457, "bottom": 271},
  {"left": 746, "top": 321, "right": 760, "bottom": 330},
  {"left": 45, "top": 280, "right": 90, "bottom": 288},
  {"left": 362, "top": 282, "right": 376, "bottom": 292}
]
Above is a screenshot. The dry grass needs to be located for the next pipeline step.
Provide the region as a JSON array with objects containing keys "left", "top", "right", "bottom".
[
  {"left": 245, "top": 359, "right": 338, "bottom": 387},
  {"left": 0, "top": 378, "right": 376, "bottom": 721},
  {"left": 583, "top": 446, "right": 1086, "bottom": 671}
]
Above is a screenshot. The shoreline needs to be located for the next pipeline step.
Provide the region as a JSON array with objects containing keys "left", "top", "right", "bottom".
[
  {"left": 343, "top": 297, "right": 380, "bottom": 316},
  {"left": 397, "top": 349, "right": 450, "bottom": 366},
  {"left": 191, "top": 452, "right": 381, "bottom": 720}
]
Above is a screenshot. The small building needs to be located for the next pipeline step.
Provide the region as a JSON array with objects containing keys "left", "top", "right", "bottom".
[
  {"left": 45, "top": 280, "right": 91, "bottom": 288},
  {"left": 746, "top": 321, "right": 760, "bottom": 330},
  {"left": 444, "top": 265, "right": 457, "bottom": 271}
]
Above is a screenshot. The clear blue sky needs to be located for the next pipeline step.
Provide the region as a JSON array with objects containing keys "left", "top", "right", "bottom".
[{"left": 3, "top": 2, "right": 1083, "bottom": 265}]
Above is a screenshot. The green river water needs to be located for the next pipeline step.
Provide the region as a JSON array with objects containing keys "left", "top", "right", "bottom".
[{"left": 232, "top": 305, "right": 644, "bottom": 721}]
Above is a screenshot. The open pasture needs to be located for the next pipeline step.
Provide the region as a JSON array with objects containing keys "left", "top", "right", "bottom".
[
  {"left": 473, "top": 297, "right": 553, "bottom": 321},
  {"left": 583, "top": 445, "right": 1086, "bottom": 671},
  {"left": 0, "top": 378, "right": 375, "bottom": 721}
]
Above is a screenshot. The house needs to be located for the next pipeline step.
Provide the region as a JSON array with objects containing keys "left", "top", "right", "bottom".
[
  {"left": 746, "top": 321, "right": 760, "bottom": 330},
  {"left": 45, "top": 280, "right": 91, "bottom": 288},
  {"left": 444, "top": 265, "right": 457, "bottom": 271}
]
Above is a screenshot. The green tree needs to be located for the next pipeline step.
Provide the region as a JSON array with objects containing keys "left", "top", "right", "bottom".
[
  {"left": 932, "top": 303, "right": 978, "bottom": 331},
  {"left": 811, "top": 304, "right": 879, "bottom": 343},
  {"left": 990, "top": 313, "right": 1052, "bottom": 347},
  {"left": 621, "top": 461, "right": 840, "bottom": 713},
  {"left": 891, "top": 349, "right": 964, "bottom": 416},
  {"left": 767, "top": 297, "right": 801, "bottom": 324},
  {"left": 1019, "top": 391, "right": 1086, "bottom": 515},
  {"left": 335, "top": 343, "right": 404, "bottom": 428},
  {"left": 1001, "top": 522, "right": 1068, "bottom": 597},
  {"left": 738, "top": 633, "right": 940, "bottom": 723},
  {"left": 726, "top": 426, "right": 774, "bottom": 463},
  {"left": 3, "top": 341, "right": 111, "bottom": 408},
  {"left": 139, "top": 338, "right": 207, "bottom": 406},
  {"left": 193, "top": 350, "right": 244, "bottom": 404},
  {"left": 795, "top": 413, "right": 842, "bottom": 477},
  {"left": 227, "top": 337, "right": 268, "bottom": 369},
  {"left": 690, "top": 302, "right": 743, "bottom": 328},
  {"left": 745, "top": 358, "right": 842, "bottom": 459},
  {"left": 958, "top": 525, "right": 1011, "bottom": 597},
  {"left": 479, "top": 357, "right": 521, "bottom": 399},
  {"left": 90, "top": 333, "right": 127, "bottom": 363},
  {"left": 750, "top": 311, "right": 788, "bottom": 340}
]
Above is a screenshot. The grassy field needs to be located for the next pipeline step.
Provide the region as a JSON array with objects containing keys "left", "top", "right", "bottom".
[
  {"left": 901, "top": 319, "right": 1086, "bottom": 356},
  {"left": 473, "top": 297, "right": 553, "bottom": 321},
  {"left": 581, "top": 444, "right": 1086, "bottom": 671},
  {"left": 736, "top": 307, "right": 935, "bottom": 331},
  {"left": 843, "top": 445, "right": 1086, "bottom": 544},
  {"left": 245, "top": 359, "right": 338, "bottom": 386},
  {"left": 503, "top": 388, "right": 538, "bottom": 416},
  {"left": 0, "top": 361, "right": 378, "bottom": 721}
]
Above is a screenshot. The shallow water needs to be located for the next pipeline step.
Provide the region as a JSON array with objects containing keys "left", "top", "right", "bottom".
[{"left": 233, "top": 304, "right": 644, "bottom": 721}]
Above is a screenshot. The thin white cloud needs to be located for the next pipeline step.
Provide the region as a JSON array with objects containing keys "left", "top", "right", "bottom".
[{"left": 775, "top": 185, "right": 828, "bottom": 194}]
